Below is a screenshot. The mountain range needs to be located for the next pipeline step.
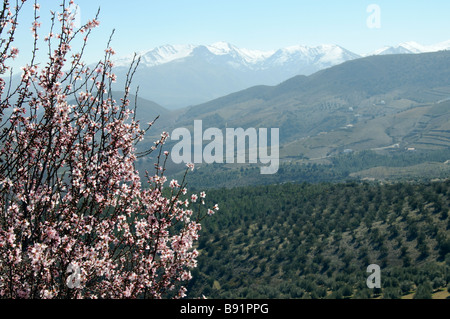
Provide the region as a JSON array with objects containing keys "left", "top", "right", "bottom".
[{"left": 111, "top": 40, "right": 450, "bottom": 109}]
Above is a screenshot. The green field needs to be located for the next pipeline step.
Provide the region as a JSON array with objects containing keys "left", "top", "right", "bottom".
[{"left": 186, "top": 180, "right": 450, "bottom": 299}]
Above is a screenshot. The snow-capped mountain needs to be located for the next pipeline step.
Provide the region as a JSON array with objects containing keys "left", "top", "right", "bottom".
[
  {"left": 115, "top": 40, "right": 450, "bottom": 69},
  {"left": 111, "top": 40, "right": 450, "bottom": 109},
  {"left": 113, "top": 44, "right": 195, "bottom": 68},
  {"left": 261, "top": 44, "right": 360, "bottom": 74},
  {"left": 201, "top": 42, "right": 274, "bottom": 66},
  {"left": 114, "top": 42, "right": 358, "bottom": 72},
  {"left": 114, "top": 42, "right": 274, "bottom": 69},
  {"left": 367, "top": 40, "right": 450, "bottom": 56}
]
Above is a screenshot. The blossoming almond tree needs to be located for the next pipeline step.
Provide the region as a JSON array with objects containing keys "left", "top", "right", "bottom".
[{"left": 0, "top": 0, "right": 217, "bottom": 299}]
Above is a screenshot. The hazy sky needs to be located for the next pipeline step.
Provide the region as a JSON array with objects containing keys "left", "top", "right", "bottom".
[{"left": 8, "top": 0, "right": 450, "bottom": 70}]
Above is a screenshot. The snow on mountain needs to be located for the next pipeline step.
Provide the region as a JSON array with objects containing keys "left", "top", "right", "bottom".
[
  {"left": 367, "top": 40, "right": 450, "bottom": 56},
  {"left": 111, "top": 39, "right": 450, "bottom": 70},
  {"left": 266, "top": 44, "right": 357, "bottom": 65},
  {"left": 115, "top": 38, "right": 450, "bottom": 72},
  {"left": 140, "top": 44, "right": 196, "bottom": 67},
  {"left": 368, "top": 41, "right": 427, "bottom": 55},
  {"left": 113, "top": 42, "right": 272, "bottom": 69},
  {"left": 113, "top": 42, "right": 360, "bottom": 71},
  {"left": 114, "top": 44, "right": 196, "bottom": 68},
  {"left": 206, "top": 41, "right": 274, "bottom": 64},
  {"left": 427, "top": 39, "right": 450, "bottom": 52},
  {"left": 307, "top": 44, "right": 361, "bottom": 66}
]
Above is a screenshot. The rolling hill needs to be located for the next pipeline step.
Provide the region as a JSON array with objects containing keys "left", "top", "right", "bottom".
[
  {"left": 159, "top": 51, "right": 450, "bottom": 153},
  {"left": 136, "top": 50, "right": 450, "bottom": 183}
]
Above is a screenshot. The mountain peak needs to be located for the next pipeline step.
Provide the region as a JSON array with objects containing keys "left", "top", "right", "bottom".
[
  {"left": 140, "top": 44, "right": 196, "bottom": 67},
  {"left": 113, "top": 44, "right": 196, "bottom": 68},
  {"left": 367, "top": 40, "right": 450, "bottom": 56},
  {"left": 205, "top": 42, "right": 275, "bottom": 64},
  {"left": 207, "top": 41, "right": 236, "bottom": 54},
  {"left": 267, "top": 44, "right": 360, "bottom": 68}
]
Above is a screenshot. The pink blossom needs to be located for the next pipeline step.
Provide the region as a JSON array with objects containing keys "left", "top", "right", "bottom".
[
  {"left": 105, "top": 47, "right": 115, "bottom": 55},
  {"left": 0, "top": 0, "right": 217, "bottom": 300},
  {"left": 85, "top": 19, "right": 100, "bottom": 30},
  {"left": 170, "top": 179, "right": 180, "bottom": 189},
  {"left": 10, "top": 47, "right": 19, "bottom": 58}
]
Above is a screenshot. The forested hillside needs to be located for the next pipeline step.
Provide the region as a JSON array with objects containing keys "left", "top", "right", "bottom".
[{"left": 188, "top": 180, "right": 450, "bottom": 299}]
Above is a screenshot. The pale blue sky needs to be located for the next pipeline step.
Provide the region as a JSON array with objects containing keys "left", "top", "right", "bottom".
[{"left": 8, "top": 0, "right": 450, "bottom": 71}]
